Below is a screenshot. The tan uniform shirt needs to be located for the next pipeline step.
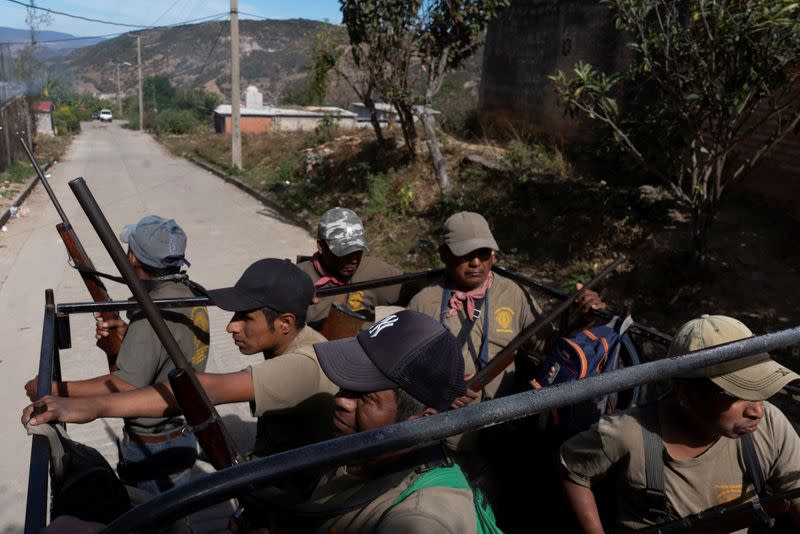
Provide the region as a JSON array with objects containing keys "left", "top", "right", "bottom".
[
  {"left": 115, "top": 281, "right": 209, "bottom": 433},
  {"left": 299, "top": 256, "right": 403, "bottom": 329},
  {"left": 560, "top": 401, "right": 800, "bottom": 532},
  {"left": 310, "top": 466, "right": 477, "bottom": 533},
  {"left": 408, "top": 275, "right": 542, "bottom": 399},
  {"left": 247, "top": 327, "right": 338, "bottom": 456}
]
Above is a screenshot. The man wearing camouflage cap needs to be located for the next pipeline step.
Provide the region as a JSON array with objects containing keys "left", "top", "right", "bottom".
[
  {"left": 24, "top": 215, "right": 210, "bottom": 494},
  {"left": 298, "top": 207, "right": 405, "bottom": 332},
  {"left": 560, "top": 314, "right": 800, "bottom": 532}
]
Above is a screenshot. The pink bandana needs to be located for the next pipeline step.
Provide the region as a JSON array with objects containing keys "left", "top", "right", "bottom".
[
  {"left": 312, "top": 253, "right": 346, "bottom": 288},
  {"left": 448, "top": 271, "right": 494, "bottom": 320}
]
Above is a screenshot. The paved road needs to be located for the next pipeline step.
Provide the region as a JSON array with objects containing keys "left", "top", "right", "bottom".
[{"left": 0, "top": 121, "right": 315, "bottom": 532}]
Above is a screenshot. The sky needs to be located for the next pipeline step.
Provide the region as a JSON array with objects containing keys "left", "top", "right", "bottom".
[{"left": 0, "top": 0, "right": 343, "bottom": 38}]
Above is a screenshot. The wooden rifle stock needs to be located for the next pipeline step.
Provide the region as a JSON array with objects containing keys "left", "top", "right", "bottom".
[
  {"left": 18, "top": 137, "right": 122, "bottom": 370},
  {"left": 168, "top": 368, "right": 236, "bottom": 470},
  {"left": 57, "top": 224, "right": 122, "bottom": 368},
  {"left": 321, "top": 302, "right": 367, "bottom": 340},
  {"left": 467, "top": 256, "right": 626, "bottom": 392},
  {"left": 636, "top": 487, "right": 800, "bottom": 534}
]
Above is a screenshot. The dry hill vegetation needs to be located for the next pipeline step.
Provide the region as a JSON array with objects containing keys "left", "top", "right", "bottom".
[{"left": 52, "top": 19, "right": 334, "bottom": 101}]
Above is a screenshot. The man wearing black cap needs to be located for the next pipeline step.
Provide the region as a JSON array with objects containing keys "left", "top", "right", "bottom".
[
  {"left": 23, "top": 258, "right": 338, "bottom": 467},
  {"left": 300, "top": 310, "right": 490, "bottom": 533},
  {"left": 24, "top": 215, "right": 209, "bottom": 494}
]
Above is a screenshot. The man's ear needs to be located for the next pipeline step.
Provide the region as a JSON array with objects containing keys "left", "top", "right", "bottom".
[{"left": 279, "top": 313, "right": 296, "bottom": 334}]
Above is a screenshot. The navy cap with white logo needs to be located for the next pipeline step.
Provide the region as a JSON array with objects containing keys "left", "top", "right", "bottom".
[{"left": 314, "top": 310, "right": 466, "bottom": 411}]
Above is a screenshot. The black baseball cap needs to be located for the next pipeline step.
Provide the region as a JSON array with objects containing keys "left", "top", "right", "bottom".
[
  {"left": 206, "top": 258, "right": 313, "bottom": 321},
  {"left": 314, "top": 310, "right": 466, "bottom": 411}
]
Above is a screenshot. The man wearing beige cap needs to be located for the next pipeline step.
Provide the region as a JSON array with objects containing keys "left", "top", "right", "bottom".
[
  {"left": 408, "top": 211, "right": 604, "bottom": 401},
  {"left": 560, "top": 314, "right": 800, "bottom": 533}
]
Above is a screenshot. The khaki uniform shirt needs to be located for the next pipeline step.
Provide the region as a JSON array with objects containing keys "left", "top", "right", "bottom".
[
  {"left": 310, "top": 466, "right": 477, "bottom": 533},
  {"left": 247, "top": 327, "right": 338, "bottom": 456},
  {"left": 114, "top": 281, "right": 209, "bottom": 433},
  {"left": 299, "top": 256, "right": 403, "bottom": 330},
  {"left": 408, "top": 275, "right": 543, "bottom": 399},
  {"left": 560, "top": 401, "right": 800, "bottom": 532}
]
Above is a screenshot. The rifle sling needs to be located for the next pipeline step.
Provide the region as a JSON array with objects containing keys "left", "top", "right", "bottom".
[
  {"left": 440, "top": 287, "right": 490, "bottom": 370},
  {"left": 73, "top": 265, "right": 208, "bottom": 296}
]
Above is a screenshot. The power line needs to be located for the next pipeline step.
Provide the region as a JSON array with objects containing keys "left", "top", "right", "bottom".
[
  {"left": 0, "top": 12, "right": 228, "bottom": 46},
  {"left": 4, "top": 0, "right": 150, "bottom": 28}
]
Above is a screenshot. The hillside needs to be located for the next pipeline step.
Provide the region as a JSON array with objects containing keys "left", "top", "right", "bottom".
[
  {"left": 0, "top": 26, "right": 105, "bottom": 58},
  {"left": 50, "top": 18, "right": 333, "bottom": 101}
]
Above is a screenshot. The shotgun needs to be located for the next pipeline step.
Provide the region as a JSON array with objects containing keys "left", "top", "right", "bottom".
[
  {"left": 69, "top": 177, "right": 240, "bottom": 470},
  {"left": 492, "top": 264, "right": 673, "bottom": 347},
  {"left": 19, "top": 138, "right": 123, "bottom": 371},
  {"left": 467, "top": 256, "right": 626, "bottom": 392},
  {"left": 316, "top": 268, "right": 444, "bottom": 298},
  {"left": 637, "top": 487, "right": 800, "bottom": 533}
]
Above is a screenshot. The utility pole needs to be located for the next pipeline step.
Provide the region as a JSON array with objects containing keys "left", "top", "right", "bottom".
[
  {"left": 116, "top": 63, "right": 122, "bottom": 114},
  {"left": 137, "top": 35, "right": 144, "bottom": 132},
  {"left": 230, "top": 0, "right": 242, "bottom": 168}
]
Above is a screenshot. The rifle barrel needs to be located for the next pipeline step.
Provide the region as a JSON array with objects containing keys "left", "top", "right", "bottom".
[
  {"left": 468, "top": 255, "right": 626, "bottom": 391},
  {"left": 19, "top": 137, "right": 70, "bottom": 225},
  {"left": 316, "top": 268, "right": 444, "bottom": 297},
  {"left": 68, "top": 177, "right": 240, "bottom": 466},
  {"left": 492, "top": 264, "right": 673, "bottom": 346}
]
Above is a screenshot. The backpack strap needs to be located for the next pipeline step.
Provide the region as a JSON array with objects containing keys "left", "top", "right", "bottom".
[
  {"left": 641, "top": 404, "right": 669, "bottom": 519},
  {"left": 440, "top": 286, "right": 491, "bottom": 370},
  {"left": 741, "top": 434, "right": 768, "bottom": 497},
  {"left": 383, "top": 464, "right": 502, "bottom": 534}
]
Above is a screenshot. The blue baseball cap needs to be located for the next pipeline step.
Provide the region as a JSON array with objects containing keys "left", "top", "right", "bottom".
[{"left": 119, "top": 215, "right": 190, "bottom": 269}]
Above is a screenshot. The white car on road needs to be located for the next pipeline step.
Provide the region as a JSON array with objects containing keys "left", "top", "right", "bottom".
[{"left": 99, "top": 109, "right": 113, "bottom": 122}]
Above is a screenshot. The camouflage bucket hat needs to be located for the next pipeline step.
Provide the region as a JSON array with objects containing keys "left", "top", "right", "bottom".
[{"left": 317, "top": 207, "right": 369, "bottom": 257}]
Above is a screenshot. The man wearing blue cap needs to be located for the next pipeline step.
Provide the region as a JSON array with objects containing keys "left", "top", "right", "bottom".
[{"left": 24, "top": 215, "right": 210, "bottom": 494}]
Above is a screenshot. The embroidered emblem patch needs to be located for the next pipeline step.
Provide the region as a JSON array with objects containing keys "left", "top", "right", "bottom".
[{"left": 494, "top": 306, "right": 514, "bottom": 333}]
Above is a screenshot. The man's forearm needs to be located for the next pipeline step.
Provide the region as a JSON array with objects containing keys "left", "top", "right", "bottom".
[
  {"left": 563, "top": 479, "right": 604, "bottom": 534},
  {"left": 94, "top": 381, "right": 180, "bottom": 419},
  {"left": 56, "top": 374, "right": 136, "bottom": 398}
]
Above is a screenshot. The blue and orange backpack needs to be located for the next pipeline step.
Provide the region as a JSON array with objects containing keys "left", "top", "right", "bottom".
[{"left": 530, "top": 315, "right": 643, "bottom": 441}]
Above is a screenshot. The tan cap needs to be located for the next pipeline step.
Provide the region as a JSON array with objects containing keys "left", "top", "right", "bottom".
[
  {"left": 670, "top": 314, "right": 799, "bottom": 401},
  {"left": 442, "top": 211, "right": 499, "bottom": 257}
]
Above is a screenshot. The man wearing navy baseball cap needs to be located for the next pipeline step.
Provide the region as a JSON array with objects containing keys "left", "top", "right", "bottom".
[
  {"left": 296, "top": 310, "right": 492, "bottom": 533},
  {"left": 25, "top": 215, "right": 210, "bottom": 494}
]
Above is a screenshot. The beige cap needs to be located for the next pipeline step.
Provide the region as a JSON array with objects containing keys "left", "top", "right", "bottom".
[
  {"left": 670, "top": 314, "right": 799, "bottom": 401},
  {"left": 442, "top": 211, "right": 499, "bottom": 257}
]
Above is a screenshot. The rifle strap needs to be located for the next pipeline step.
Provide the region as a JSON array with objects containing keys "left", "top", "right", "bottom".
[
  {"left": 440, "top": 287, "right": 490, "bottom": 369},
  {"left": 641, "top": 404, "right": 669, "bottom": 519},
  {"left": 73, "top": 264, "right": 208, "bottom": 296}
]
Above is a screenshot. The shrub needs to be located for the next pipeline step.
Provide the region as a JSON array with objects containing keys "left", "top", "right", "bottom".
[
  {"left": 156, "top": 109, "right": 199, "bottom": 135},
  {"left": 52, "top": 105, "right": 80, "bottom": 135}
]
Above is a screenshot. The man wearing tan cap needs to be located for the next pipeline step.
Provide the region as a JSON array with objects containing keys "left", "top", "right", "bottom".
[
  {"left": 560, "top": 314, "right": 800, "bottom": 533},
  {"left": 408, "top": 211, "right": 604, "bottom": 401}
]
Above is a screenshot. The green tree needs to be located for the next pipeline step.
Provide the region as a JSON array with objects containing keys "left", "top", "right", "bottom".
[
  {"left": 341, "top": 1, "right": 420, "bottom": 155},
  {"left": 340, "top": 0, "right": 509, "bottom": 195},
  {"left": 308, "top": 24, "right": 387, "bottom": 145},
  {"left": 142, "top": 75, "right": 176, "bottom": 114},
  {"left": 551, "top": 0, "right": 800, "bottom": 263},
  {"left": 415, "top": 0, "right": 510, "bottom": 195}
]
